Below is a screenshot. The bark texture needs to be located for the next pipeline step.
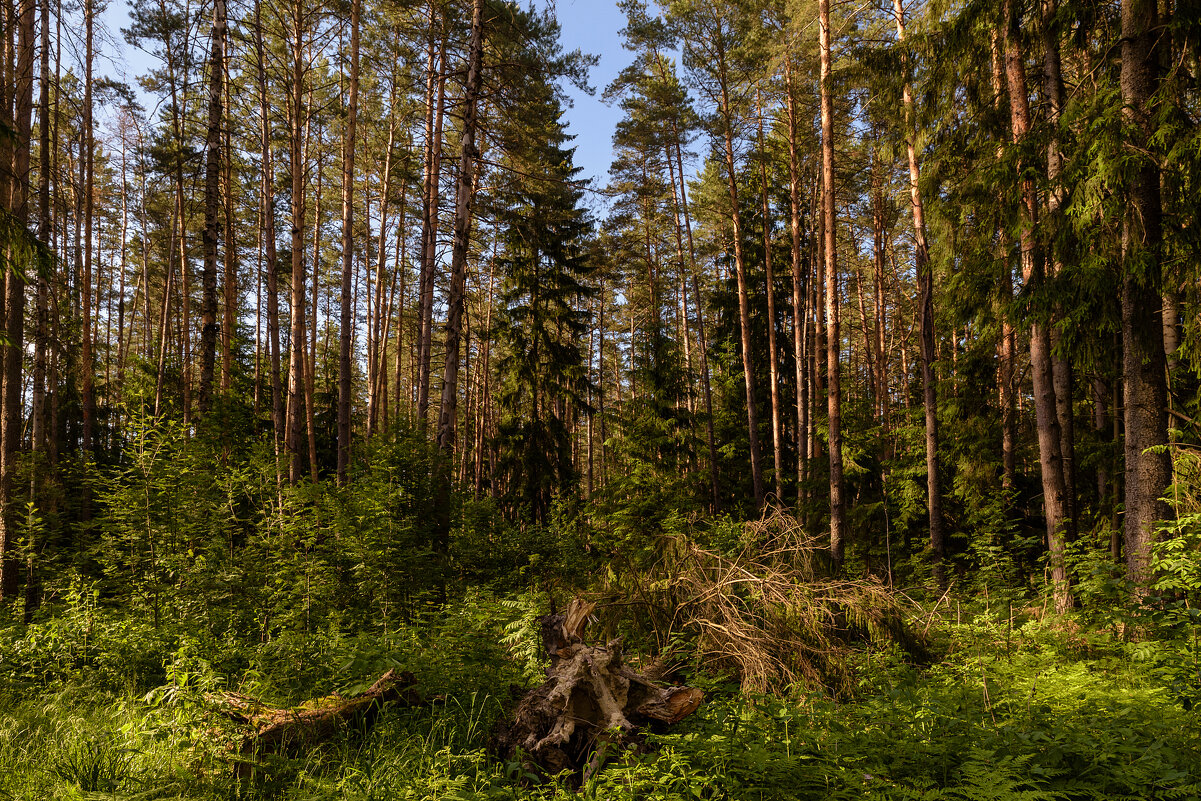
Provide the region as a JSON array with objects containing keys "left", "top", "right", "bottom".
[
  {"left": 1005, "top": 0, "right": 1071, "bottom": 612},
  {"left": 199, "top": 0, "right": 226, "bottom": 413},
  {"left": 1120, "top": 0, "right": 1171, "bottom": 589},
  {"left": 337, "top": 0, "right": 360, "bottom": 484},
  {"left": 894, "top": 0, "right": 942, "bottom": 582},
  {"left": 819, "top": 0, "right": 846, "bottom": 565}
]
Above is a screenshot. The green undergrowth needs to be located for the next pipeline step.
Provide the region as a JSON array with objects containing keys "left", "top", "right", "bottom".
[{"left": 1, "top": 598, "right": 1198, "bottom": 801}]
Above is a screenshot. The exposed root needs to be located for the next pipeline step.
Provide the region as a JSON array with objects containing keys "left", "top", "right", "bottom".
[{"left": 491, "top": 599, "right": 702, "bottom": 783}]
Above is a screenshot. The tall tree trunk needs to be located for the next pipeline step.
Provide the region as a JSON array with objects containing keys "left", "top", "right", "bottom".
[
  {"left": 870, "top": 159, "right": 889, "bottom": 438},
  {"left": 437, "top": 0, "right": 484, "bottom": 457},
  {"left": 222, "top": 61, "right": 236, "bottom": 396},
  {"left": 337, "top": 0, "right": 360, "bottom": 485},
  {"left": 367, "top": 90, "right": 398, "bottom": 437},
  {"left": 1042, "top": 0, "right": 1076, "bottom": 540},
  {"left": 673, "top": 139, "right": 717, "bottom": 511},
  {"left": 256, "top": 0, "right": 283, "bottom": 477},
  {"left": 396, "top": 216, "right": 410, "bottom": 416},
  {"left": 286, "top": 4, "right": 308, "bottom": 485},
  {"left": 819, "top": 0, "right": 845, "bottom": 565},
  {"left": 80, "top": 0, "right": 95, "bottom": 453},
  {"left": 991, "top": 29, "right": 1017, "bottom": 492},
  {"left": 1092, "top": 376, "right": 1113, "bottom": 532},
  {"left": 416, "top": 2, "right": 447, "bottom": 423},
  {"left": 784, "top": 56, "right": 807, "bottom": 509},
  {"left": 1005, "top": 0, "right": 1071, "bottom": 612},
  {"left": 757, "top": 93, "right": 783, "bottom": 501},
  {"left": 1120, "top": 0, "right": 1171, "bottom": 589},
  {"left": 27, "top": 0, "right": 51, "bottom": 614},
  {"left": 715, "top": 34, "right": 764, "bottom": 512},
  {"left": 198, "top": 0, "right": 226, "bottom": 413},
  {"left": 306, "top": 114, "right": 321, "bottom": 485},
  {"left": 0, "top": 0, "right": 34, "bottom": 601},
  {"left": 893, "top": 0, "right": 943, "bottom": 583}
]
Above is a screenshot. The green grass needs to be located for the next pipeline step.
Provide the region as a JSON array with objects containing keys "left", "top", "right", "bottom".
[{"left": 1, "top": 601, "right": 1199, "bottom": 801}]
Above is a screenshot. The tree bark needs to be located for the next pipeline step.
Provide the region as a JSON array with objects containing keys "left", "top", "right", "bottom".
[
  {"left": 819, "top": 0, "right": 845, "bottom": 565},
  {"left": 1120, "top": 0, "right": 1171, "bottom": 589},
  {"left": 26, "top": 0, "right": 51, "bottom": 614},
  {"left": 0, "top": 0, "right": 34, "bottom": 601},
  {"left": 784, "top": 55, "right": 807, "bottom": 510},
  {"left": 286, "top": 3, "right": 308, "bottom": 485},
  {"left": 199, "top": 0, "right": 226, "bottom": 414},
  {"left": 337, "top": 0, "right": 360, "bottom": 485},
  {"left": 367, "top": 83, "right": 398, "bottom": 437},
  {"left": 757, "top": 93, "right": 783, "bottom": 501},
  {"left": 437, "top": 0, "right": 484, "bottom": 457},
  {"left": 991, "top": 29, "right": 1017, "bottom": 493},
  {"left": 673, "top": 139, "right": 717, "bottom": 511},
  {"left": 1005, "top": 0, "right": 1071, "bottom": 612},
  {"left": 222, "top": 59, "right": 236, "bottom": 396},
  {"left": 714, "top": 29, "right": 764, "bottom": 512},
  {"left": 893, "top": 0, "right": 943, "bottom": 583},
  {"left": 306, "top": 112, "right": 321, "bottom": 484},
  {"left": 256, "top": 0, "right": 283, "bottom": 477},
  {"left": 80, "top": 0, "right": 95, "bottom": 453},
  {"left": 416, "top": 1, "right": 447, "bottom": 424},
  {"left": 1042, "top": 0, "right": 1076, "bottom": 540}
]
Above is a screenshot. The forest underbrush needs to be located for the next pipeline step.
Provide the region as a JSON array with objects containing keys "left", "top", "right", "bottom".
[{"left": 2, "top": 586, "right": 1198, "bottom": 801}]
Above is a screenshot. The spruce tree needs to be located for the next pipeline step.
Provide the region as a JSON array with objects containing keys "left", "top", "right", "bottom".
[{"left": 491, "top": 79, "right": 594, "bottom": 524}]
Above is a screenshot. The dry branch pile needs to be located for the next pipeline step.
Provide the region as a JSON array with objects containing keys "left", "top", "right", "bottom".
[
  {"left": 491, "top": 599, "right": 703, "bottom": 783},
  {"left": 601, "top": 511, "right": 928, "bottom": 696}
]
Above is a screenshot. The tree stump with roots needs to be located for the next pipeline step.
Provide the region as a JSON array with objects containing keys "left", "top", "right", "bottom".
[{"left": 491, "top": 599, "right": 703, "bottom": 783}]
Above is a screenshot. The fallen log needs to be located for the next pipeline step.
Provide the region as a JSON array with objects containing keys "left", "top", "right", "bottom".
[
  {"left": 207, "top": 668, "right": 421, "bottom": 763},
  {"left": 492, "top": 599, "right": 703, "bottom": 783}
]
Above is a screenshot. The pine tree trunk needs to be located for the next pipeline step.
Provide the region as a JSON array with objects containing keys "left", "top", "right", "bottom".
[
  {"left": 286, "top": 4, "right": 308, "bottom": 485},
  {"left": 397, "top": 224, "right": 411, "bottom": 418},
  {"left": 257, "top": 0, "right": 283, "bottom": 473},
  {"left": 1042, "top": 0, "right": 1076, "bottom": 540},
  {"left": 0, "top": 0, "right": 34, "bottom": 601},
  {"left": 819, "top": 0, "right": 845, "bottom": 565},
  {"left": 368, "top": 95, "right": 397, "bottom": 437},
  {"left": 715, "top": 36, "right": 764, "bottom": 512},
  {"left": 1120, "top": 0, "right": 1171, "bottom": 589},
  {"left": 870, "top": 160, "right": 889, "bottom": 438},
  {"left": 306, "top": 115, "right": 321, "bottom": 485},
  {"left": 757, "top": 95, "right": 783, "bottom": 501},
  {"left": 27, "top": 0, "right": 51, "bottom": 614},
  {"left": 199, "top": 0, "right": 226, "bottom": 414},
  {"left": 991, "top": 30, "right": 1017, "bottom": 492},
  {"left": 674, "top": 140, "right": 717, "bottom": 511},
  {"left": 785, "top": 57, "right": 807, "bottom": 509},
  {"left": 80, "top": 0, "right": 95, "bottom": 453},
  {"left": 416, "top": 3, "right": 447, "bottom": 423},
  {"left": 337, "top": 0, "right": 360, "bottom": 484},
  {"left": 1005, "top": 0, "right": 1071, "bottom": 612},
  {"left": 437, "top": 0, "right": 484, "bottom": 456},
  {"left": 222, "top": 67, "right": 236, "bottom": 396},
  {"left": 894, "top": 0, "right": 943, "bottom": 583}
]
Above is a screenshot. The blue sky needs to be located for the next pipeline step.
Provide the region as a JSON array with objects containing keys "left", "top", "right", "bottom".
[{"left": 552, "top": 0, "right": 629, "bottom": 190}]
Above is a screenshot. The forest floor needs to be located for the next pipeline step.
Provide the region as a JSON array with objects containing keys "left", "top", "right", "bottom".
[{"left": 1, "top": 594, "right": 1199, "bottom": 801}]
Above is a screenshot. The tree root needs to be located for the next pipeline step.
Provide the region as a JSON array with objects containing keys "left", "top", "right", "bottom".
[{"left": 492, "top": 599, "right": 702, "bottom": 783}]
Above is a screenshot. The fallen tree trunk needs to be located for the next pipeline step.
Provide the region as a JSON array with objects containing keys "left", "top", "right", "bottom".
[
  {"left": 492, "top": 600, "right": 703, "bottom": 783},
  {"left": 207, "top": 668, "right": 421, "bottom": 763}
]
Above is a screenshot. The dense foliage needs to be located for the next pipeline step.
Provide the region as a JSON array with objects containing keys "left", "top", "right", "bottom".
[{"left": 2, "top": 0, "right": 1200, "bottom": 796}]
